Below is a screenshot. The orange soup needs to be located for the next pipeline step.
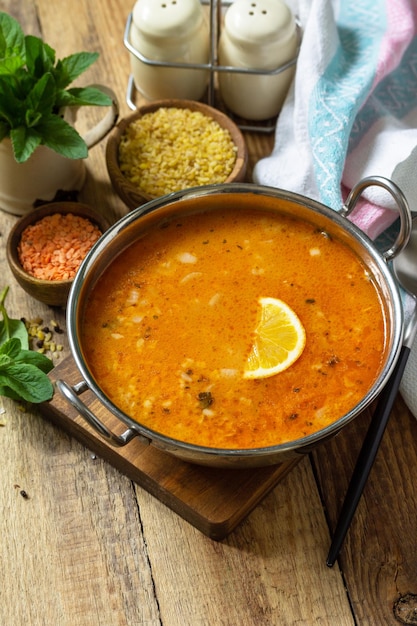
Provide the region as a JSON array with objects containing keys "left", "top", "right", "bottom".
[{"left": 80, "top": 207, "right": 386, "bottom": 449}]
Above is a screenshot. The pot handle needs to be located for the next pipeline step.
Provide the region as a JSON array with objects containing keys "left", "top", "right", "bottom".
[
  {"left": 342, "top": 175, "right": 412, "bottom": 261},
  {"left": 56, "top": 379, "right": 143, "bottom": 448}
]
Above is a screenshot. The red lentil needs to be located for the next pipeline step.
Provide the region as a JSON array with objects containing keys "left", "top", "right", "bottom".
[{"left": 17, "top": 213, "right": 102, "bottom": 281}]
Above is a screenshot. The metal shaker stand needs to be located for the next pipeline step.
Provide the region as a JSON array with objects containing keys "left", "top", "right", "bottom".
[{"left": 123, "top": 0, "right": 301, "bottom": 133}]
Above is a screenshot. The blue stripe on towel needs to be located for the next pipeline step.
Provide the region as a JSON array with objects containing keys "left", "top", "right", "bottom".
[
  {"left": 308, "top": 1, "right": 387, "bottom": 209},
  {"left": 349, "top": 35, "right": 417, "bottom": 151}
]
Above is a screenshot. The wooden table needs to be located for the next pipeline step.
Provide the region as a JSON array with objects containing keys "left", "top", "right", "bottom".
[{"left": 2, "top": 2, "right": 417, "bottom": 624}]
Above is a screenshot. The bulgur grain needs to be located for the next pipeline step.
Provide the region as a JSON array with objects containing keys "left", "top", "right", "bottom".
[{"left": 118, "top": 107, "right": 238, "bottom": 197}]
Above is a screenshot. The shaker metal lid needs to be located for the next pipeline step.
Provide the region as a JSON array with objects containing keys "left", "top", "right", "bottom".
[
  {"left": 224, "top": 0, "right": 296, "bottom": 45},
  {"left": 132, "top": 0, "right": 204, "bottom": 38}
]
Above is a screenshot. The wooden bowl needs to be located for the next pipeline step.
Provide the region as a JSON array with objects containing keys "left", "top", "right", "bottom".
[
  {"left": 6, "top": 202, "right": 110, "bottom": 307},
  {"left": 105, "top": 99, "right": 248, "bottom": 210}
]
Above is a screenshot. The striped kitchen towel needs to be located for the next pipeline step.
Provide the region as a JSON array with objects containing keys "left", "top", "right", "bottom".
[{"left": 253, "top": 0, "right": 417, "bottom": 240}]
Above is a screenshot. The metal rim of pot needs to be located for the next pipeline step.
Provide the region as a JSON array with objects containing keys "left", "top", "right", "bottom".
[{"left": 57, "top": 176, "right": 412, "bottom": 468}]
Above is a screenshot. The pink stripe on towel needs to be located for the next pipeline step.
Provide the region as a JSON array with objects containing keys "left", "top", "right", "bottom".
[
  {"left": 343, "top": 1, "right": 417, "bottom": 241},
  {"left": 342, "top": 184, "right": 399, "bottom": 241},
  {"left": 372, "top": 0, "right": 415, "bottom": 87}
]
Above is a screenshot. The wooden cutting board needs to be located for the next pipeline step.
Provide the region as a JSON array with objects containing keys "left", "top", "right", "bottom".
[{"left": 40, "top": 356, "right": 300, "bottom": 540}]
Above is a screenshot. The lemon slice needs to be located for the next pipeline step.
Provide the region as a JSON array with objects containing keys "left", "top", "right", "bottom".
[{"left": 244, "top": 297, "right": 306, "bottom": 379}]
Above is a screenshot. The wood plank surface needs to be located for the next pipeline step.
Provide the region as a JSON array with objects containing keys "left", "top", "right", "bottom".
[
  {"left": 41, "top": 356, "right": 301, "bottom": 540},
  {"left": 312, "top": 395, "right": 417, "bottom": 624},
  {"left": 1, "top": 1, "right": 417, "bottom": 625}
]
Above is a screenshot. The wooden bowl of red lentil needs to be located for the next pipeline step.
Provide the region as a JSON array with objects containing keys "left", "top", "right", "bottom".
[
  {"left": 6, "top": 202, "right": 110, "bottom": 307},
  {"left": 105, "top": 99, "right": 248, "bottom": 210}
]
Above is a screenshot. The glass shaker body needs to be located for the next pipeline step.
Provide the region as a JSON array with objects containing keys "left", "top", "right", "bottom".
[
  {"left": 130, "top": 0, "right": 209, "bottom": 101},
  {"left": 218, "top": 0, "right": 298, "bottom": 120}
]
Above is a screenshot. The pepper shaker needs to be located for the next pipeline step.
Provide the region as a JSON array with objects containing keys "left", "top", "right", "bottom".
[
  {"left": 129, "top": 0, "right": 210, "bottom": 101},
  {"left": 218, "top": 0, "right": 298, "bottom": 120}
]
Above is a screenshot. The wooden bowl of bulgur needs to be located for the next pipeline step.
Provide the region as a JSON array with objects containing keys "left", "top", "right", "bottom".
[
  {"left": 105, "top": 99, "right": 248, "bottom": 210},
  {"left": 6, "top": 202, "right": 110, "bottom": 307}
]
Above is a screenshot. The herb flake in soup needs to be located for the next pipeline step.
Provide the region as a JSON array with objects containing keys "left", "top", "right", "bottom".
[{"left": 80, "top": 207, "right": 386, "bottom": 450}]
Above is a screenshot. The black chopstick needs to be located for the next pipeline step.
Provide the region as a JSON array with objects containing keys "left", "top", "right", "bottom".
[{"left": 326, "top": 345, "right": 411, "bottom": 567}]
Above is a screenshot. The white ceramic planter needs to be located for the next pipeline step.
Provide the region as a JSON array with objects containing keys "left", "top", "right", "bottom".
[{"left": 0, "top": 86, "right": 119, "bottom": 216}]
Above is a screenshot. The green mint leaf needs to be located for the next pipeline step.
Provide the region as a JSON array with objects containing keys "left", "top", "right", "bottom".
[
  {"left": 0, "top": 287, "right": 54, "bottom": 403},
  {"left": 0, "top": 54, "right": 25, "bottom": 76},
  {"left": 0, "top": 288, "right": 29, "bottom": 348},
  {"left": 25, "top": 109, "right": 42, "bottom": 128},
  {"left": 24, "top": 35, "right": 55, "bottom": 78},
  {"left": 0, "top": 76, "right": 23, "bottom": 125},
  {"left": 54, "top": 52, "right": 99, "bottom": 88},
  {"left": 0, "top": 384, "right": 23, "bottom": 402},
  {"left": 10, "top": 126, "right": 42, "bottom": 163},
  {"left": 35, "top": 114, "right": 88, "bottom": 159},
  {"left": 0, "top": 340, "right": 53, "bottom": 374},
  {"left": 0, "top": 354, "right": 12, "bottom": 367},
  {"left": 0, "top": 363, "right": 54, "bottom": 403},
  {"left": 0, "top": 337, "right": 23, "bottom": 360},
  {"left": 8, "top": 321, "right": 28, "bottom": 348},
  {"left": 24, "top": 72, "right": 56, "bottom": 121},
  {"left": 15, "top": 348, "right": 54, "bottom": 374},
  {"left": 0, "top": 13, "right": 25, "bottom": 66},
  {"left": 56, "top": 86, "right": 112, "bottom": 108}
]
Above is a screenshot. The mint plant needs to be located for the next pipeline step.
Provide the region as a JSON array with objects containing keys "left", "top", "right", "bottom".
[
  {"left": 0, "top": 11, "right": 112, "bottom": 163},
  {"left": 0, "top": 286, "right": 54, "bottom": 403}
]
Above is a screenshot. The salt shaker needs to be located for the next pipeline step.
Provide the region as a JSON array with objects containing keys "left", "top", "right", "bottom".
[
  {"left": 129, "top": 0, "right": 210, "bottom": 101},
  {"left": 218, "top": 0, "right": 298, "bottom": 120}
]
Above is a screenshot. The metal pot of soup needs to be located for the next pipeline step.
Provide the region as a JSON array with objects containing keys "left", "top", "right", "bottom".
[{"left": 58, "top": 178, "right": 411, "bottom": 468}]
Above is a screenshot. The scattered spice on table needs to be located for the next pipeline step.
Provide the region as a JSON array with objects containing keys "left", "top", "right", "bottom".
[
  {"left": 17, "top": 213, "right": 102, "bottom": 281},
  {"left": 22, "top": 316, "right": 65, "bottom": 357}
]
